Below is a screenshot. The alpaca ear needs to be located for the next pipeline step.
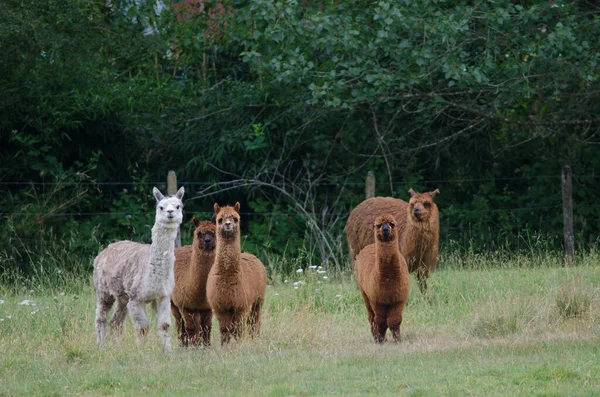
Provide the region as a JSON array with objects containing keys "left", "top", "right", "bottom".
[
  {"left": 175, "top": 186, "right": 185, "bottom": 200},
  {"left": 213, "top": 203, "right": 221, "bottom": 214},
  {"left": 429, "top": 189, "right": 440, "bottom": 198},
  {"left": 153, "top": 187, "right": 164, "bottom": 203},
  {"left": 234, "top": 202, "right": 241, "bottom": 213},
  {"left": 408, "top": 188, "right": 417, "bottom": 197},
  {"left": 192, "top": 215, "right": 200, "bottom": 228}
]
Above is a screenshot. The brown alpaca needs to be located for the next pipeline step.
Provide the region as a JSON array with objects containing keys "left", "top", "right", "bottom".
[
  {"left": 206, "top": 202, "right": 267, "bottom": 345},
  {"left": 170, "top": 216, "right": 216, "bottom": 346},
  {"left": 354, "top": 214, "right": 410, "bottom": 343},
  {"left": 346, "top": 188, "right": 440, "bottom": 296}
]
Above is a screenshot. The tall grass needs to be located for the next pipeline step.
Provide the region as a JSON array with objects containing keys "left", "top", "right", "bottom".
[{"left": 1, "top": 248, "right": 599, "bottom": 395}]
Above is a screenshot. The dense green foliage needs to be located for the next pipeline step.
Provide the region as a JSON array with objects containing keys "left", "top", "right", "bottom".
[{"left": 1, "top": 0, "right": 599, "bottom": 277}]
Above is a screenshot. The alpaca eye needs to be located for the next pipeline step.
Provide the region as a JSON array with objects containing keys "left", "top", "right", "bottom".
[
  {"left": 423, "top": 202, "right": 431, "bottom": 208},
  {"left": 233, "top": 218, "right": 238, "bottom": 223},
  {"left": 390, "top": 223, "right": 395, "bottom": 228},
  {"left": 218, "top": 218, "right": 223, "bottom": 224},
  {"left": 176, "top": 205, "right": 180, "bottom": 210},
  {"left": 159, "top": 206, "right": 164, "bottom": 211},
  {"left": 376, "top": 224, "right": 382, "bottom": 229}
]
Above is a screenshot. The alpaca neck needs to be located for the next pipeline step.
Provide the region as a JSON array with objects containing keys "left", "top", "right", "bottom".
[
  {"left": 215, "top": 234, "right": 241, "bottom": 273},
  {"left": 375, "top": 240, "right": 402, "bottom": 278},
  {"left": 403, "top": 214, "right": 438, "bottom": 244},
  {"left": 146, "top": 223, "right": 178, "bottom": 280},
  {"left": 189, "top": 244, "right": 212, "bottom": 276}
]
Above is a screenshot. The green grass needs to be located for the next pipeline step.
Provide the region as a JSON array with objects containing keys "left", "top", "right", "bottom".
[{"left": 1, "top": 254, "right": 599, "bottom": 396}]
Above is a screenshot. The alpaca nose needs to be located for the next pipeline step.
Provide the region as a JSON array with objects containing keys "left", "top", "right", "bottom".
[
  {"left": 413, "top": 207, "right": 421, "bottom": 217},
  {"left": 225, "top": 220, "right": 232, "bottom": 226},
  {"left": 382, "top": 223, "right": 390, "bottom": 239}
]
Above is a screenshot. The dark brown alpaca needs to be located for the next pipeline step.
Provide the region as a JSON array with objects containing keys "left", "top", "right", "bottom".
[
  {"left": 171, "top": 216, "right": 216, "bottom": 346},
  {"left": 346, "top": 188, "right": 440, "bottom": 296},
  {"left": 206, "top": 202, "right": 267, "bottom": 345},
  {"left": 354, "top": 214, "right": 410, "bottom": 343}
]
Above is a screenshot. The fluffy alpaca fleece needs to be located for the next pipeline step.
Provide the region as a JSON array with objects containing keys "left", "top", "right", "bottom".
[
  {"left": 93, "top": 187, "right": 184, "bottom": 350},
  {"left": 354, "top": 214, "right": 410, "bottom": 343},
  {"left": 345, "top": 188, "right": 440, "bottom": 296},
  {"left": 206, "top": 202, "right": 267, "bottom": 345},
  {"left": 170, "top": 216, "right": 216, "bottom": 346}
]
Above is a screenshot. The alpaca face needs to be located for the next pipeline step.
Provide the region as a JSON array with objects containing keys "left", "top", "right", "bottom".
[
  {"left": 407, "top": 188, "right": 439, "bottom": 223},
  {"left": 191, "top": 216, "right": 216, "bottom": 251},
  {"left": 214, "top": 202, "right": 241, "bottom": 239},
  {"left": 373, "top": 214, "right": 398, "bottom": 242},
  {"left": 153, "top": 186, "right": 184, "bottom": 227}
]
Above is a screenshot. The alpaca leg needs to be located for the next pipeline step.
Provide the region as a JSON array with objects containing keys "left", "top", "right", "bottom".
[
  {"left": 155, "top": 297, "right": 172, "bottom": 351},
  {"left": 199, "top": 309, "right": 212, "bottom": 346},
  {"left": 217, "top": 310, "right": 234, "bottom": 345},
  {"left": 171, "top": 302, "right": 186, "bottom": 346},
  {"left": 360, "top": 291, "right": 376, "bottom": 339},
  {"left": 95, "top": 295, "right": 115, "bottom": 346},
  {"left": 387, "top": 302, "right": 405, "bottom": 343},
  {"left": 248, "top": 299, "right": 263, "bottom": 338},
  {"left": 373, "top": 306, "right": 388, "bottom": 344},
  {"left": 127, "top": 300, "right": 149, "bottom": 346},
  {"left": 182, "top": 310, "right": 199, "bottom": 346},
  {"left": 230, "top": 310, "right": 246, "bottom": 341},
  {"left": 416, "top": 269, "right": 429, "bottom": 299},
  {"left": 109, "top": 296, "right": 128, "bottom": 340}
]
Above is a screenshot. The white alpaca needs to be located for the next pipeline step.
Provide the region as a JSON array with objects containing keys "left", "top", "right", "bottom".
[{"left": 93, "top": 186, "right": 184, "bottom": 350}]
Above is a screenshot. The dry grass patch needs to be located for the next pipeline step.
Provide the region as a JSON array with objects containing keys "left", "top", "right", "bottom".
[{"left": 554, "top": 277, "right": 597, "bottom": 320}]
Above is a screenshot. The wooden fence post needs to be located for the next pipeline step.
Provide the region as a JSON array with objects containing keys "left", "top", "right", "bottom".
[
  {"left": 561, "top": 165, "right": 574, "bottom": 266},
  {"left": 365, "top": 171, "right": 375, "bottom": 199},
  {"left": 167, "top": 170, "right": 182, "bottom": 248}
]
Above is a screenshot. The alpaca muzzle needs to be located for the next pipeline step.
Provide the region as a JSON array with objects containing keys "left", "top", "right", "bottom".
[
  {"left": 381, "top": 224, "right": 392, "bottom": 241},
  {"left": 412, "top": 208, "right": 423, "bottom": 220}
]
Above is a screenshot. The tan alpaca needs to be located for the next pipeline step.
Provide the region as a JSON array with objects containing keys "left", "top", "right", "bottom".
[
  {"left": 354, "top": 214, "right": 410, "bottom": 343},
  {"left": 206, "top": 202, "right": 267, "bottom": 345},
  {"left": 346, "top": 188, "right": 440, "bottom": 296},
  {"left": 171, "top": 216, "right": 216, "bottom": 346}
]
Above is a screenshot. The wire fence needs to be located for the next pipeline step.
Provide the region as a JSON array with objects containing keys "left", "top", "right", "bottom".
[
  {"left": 2, "top": 174, "right": 598, "bottom": 250},
  {"left": 0, "top": 174, "right": 597, "bottom": 186}
]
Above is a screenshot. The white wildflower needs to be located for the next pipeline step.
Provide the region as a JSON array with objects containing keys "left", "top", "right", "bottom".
[
  {"left": 294, "top": 286, "right": 299, "bottom": 290},
  {"left": 317, "top": 270, "right": 327, "bottom": 274},
  {"left": 309, "top": 265, "right": 317, "bottom": 269},
  {"left": 296, "top": 268, "right": 303, "bottom": 273},
  {"left": 7, "top": 315, "right": 11, "bottom": 319},
  {"left": 30, "top": 310, "right": 39, "bottom": 315},
  {"left": 18, "top": 300, "right": 33, "bottom": 306},
  {"left": 59, "top": 292, "right": 65, "bottom": 296},
  {"left": 274, "top": 293, "right": 280, "bottom": 296},
  {"left": 335, "top": 294, "right": 342, "bottom": 298},
  {"left": 0, "top": 299, "right": 4, "bottom": 304},
  {"left": 323, "top": 276, "right": 328, "bottom": 280}
]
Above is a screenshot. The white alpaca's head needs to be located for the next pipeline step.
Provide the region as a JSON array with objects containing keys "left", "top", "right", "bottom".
[{"left": 152, "top": 186, "right": 184, "bottom": 228}]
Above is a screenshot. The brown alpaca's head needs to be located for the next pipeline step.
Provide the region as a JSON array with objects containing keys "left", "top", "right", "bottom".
[
  {"left": 213, "top": 202, "right": 241, "bottom": 239},
  {"left": 191, "top": 215, "right": 216, "bottom": 251},
  {"left": 407, "top": 188, "right": 440, "bottom": 223},
  {"left": 373, "top": 214, "right": 398, "bottom": 243}
]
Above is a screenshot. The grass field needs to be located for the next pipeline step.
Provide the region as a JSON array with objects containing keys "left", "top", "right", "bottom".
[{"left": 1, "top": 252, "right": 599, "bottom": 396}]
